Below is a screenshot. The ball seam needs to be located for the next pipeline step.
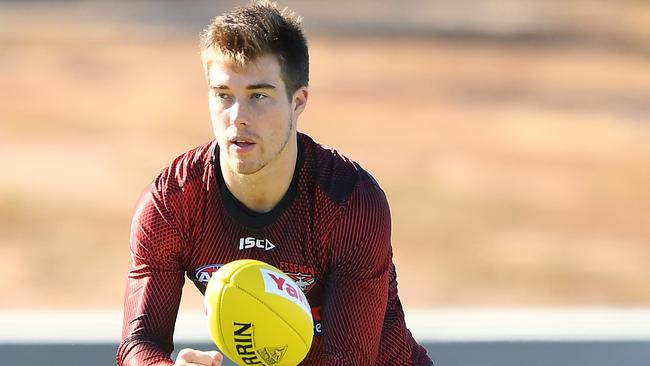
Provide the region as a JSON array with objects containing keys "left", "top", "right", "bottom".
[{"left": 233, "top": 281, "right": 311, "bottom": 350}]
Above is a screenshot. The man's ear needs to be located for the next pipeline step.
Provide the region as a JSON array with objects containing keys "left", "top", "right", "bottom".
[{"left": 292, "top": 87, "right": 309, "bottom": 118}]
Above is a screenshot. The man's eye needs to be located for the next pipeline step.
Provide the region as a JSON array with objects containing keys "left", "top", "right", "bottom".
[
  {"left": 213, "top": 91, "right": 231, "bottom": 100},
  {"left": 251, "top": 93, "right": 267, "bottom": 100}
]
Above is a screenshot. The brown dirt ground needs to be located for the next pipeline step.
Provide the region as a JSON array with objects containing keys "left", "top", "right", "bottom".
[{"left": 1, "top": 15, "right": 649, "bottom": 310}]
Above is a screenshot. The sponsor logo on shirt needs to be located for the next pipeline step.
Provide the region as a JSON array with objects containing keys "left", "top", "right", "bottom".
[
  {"left": 194, "top": 263, "right": 224, "bottom": 283},
  {"left": 239, "top": 237, "right": 276, "bottom": 251},
  {"left": 233, "top": 321, "right": 287, "bottom": 365},
  {"left": 260, "top": 268, "right": 311, "bottom": 315},
  {"left": 279, "top": 261, "right": 317, "bottom": 294}
]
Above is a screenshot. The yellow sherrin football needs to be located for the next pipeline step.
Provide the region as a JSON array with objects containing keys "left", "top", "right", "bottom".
[{"left": 204, "top": 259, "right": 314, "bottom": 366}]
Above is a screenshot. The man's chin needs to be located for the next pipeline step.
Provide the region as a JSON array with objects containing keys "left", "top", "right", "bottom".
[{"left": 230, "top": 159, "right": 263, "bottom": 176}]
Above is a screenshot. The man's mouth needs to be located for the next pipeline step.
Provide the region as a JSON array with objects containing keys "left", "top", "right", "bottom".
[
  {"left": 234, "top": 141, "right": 254, "bottom": 147},
  {"left": 229, "top": 137, "right": 256, "bottom": 148}
]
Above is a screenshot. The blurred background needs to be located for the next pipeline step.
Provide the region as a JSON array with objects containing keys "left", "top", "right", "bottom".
[{"left": 1, "top": 0, "right": 649, "bottom": 314}]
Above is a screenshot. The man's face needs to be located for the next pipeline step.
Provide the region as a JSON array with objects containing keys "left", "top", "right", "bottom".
[{"left": 206, "top": 53, "right": 306, "bottom": 176}]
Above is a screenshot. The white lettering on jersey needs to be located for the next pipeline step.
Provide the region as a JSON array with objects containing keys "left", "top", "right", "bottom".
[{"left": 238, "top": 237, "right": 276, "bottom": 251}]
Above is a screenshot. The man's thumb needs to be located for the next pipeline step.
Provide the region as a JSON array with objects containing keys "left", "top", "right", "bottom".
[{"left": 207, "top": 351, "right": 223, "bottom": 366}]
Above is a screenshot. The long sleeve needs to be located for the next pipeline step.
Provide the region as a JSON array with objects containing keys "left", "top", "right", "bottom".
[
  {"left": 117, "top": 184, "right": 186, "bottom": 366},
  {"left": 319, "top": 183, "right": 392, "bottom": 365}
]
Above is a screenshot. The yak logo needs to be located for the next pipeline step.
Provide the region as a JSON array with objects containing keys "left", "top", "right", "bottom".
[{"left": 260, "top": 268, "right": 311, "bottom": 315}]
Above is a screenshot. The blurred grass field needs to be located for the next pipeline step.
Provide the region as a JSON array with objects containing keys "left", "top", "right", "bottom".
[{"left": 1, "top": 1, "right": 649, "bottom": 309}]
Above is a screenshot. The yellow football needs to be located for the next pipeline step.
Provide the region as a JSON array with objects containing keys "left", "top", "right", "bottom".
[{"left": 204, "top": 259, "right": 314, "bottom": 366}]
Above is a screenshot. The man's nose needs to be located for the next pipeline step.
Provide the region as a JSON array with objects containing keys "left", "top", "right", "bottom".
[{"left": 229, "top": 100, "right": 250, "bottom": 127}]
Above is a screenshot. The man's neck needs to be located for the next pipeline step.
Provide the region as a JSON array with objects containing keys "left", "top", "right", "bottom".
[{"left": 220, "top": 138, "right": 298, "bottom": 214}]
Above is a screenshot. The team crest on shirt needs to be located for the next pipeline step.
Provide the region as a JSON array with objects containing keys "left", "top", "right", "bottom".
[
  {"left": 279, "top": 261, "right": 317, "bottom": 294},
  {"left": 194, "top": 264, "right": 224, "bottom": 283}
]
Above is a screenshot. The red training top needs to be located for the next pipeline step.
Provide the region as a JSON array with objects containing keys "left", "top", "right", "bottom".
[{"left": 117, "top": 133, "right": 433, "bottom": 365}]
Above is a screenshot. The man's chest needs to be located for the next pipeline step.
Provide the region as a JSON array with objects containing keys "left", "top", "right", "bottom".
[{"left": 185, "top": 214, "right": 327, "bottom": 305}]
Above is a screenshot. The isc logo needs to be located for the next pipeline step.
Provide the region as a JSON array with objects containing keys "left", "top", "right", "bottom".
[{"left": 239, "top": 237, "right": 276, "bottom": 251}]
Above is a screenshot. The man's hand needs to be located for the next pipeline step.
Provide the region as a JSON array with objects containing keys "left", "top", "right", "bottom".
[{"left": 174, "top": 348, "right": 223, "bottom": 366}]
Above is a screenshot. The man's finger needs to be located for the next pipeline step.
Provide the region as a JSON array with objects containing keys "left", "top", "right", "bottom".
[
  {"left": 207, "top": 351, "right": 224, "bottom": 366},
  {"left": 176, "top": 348, "right": 220, "bottom": 366}
]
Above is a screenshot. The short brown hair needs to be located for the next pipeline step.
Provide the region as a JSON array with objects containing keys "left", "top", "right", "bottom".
[{"left": 200, "top": 1, "right": 309, "bottom": 98}]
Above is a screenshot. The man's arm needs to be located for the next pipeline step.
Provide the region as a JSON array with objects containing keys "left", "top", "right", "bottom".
[
  {"left": 117, "top": 184, "right": 185, "bottom": 366},
  {"left": 320, "top": 183, "right": 392, "bottom": 364}
]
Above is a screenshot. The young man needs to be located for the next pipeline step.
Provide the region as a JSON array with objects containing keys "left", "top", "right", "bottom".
[{"left": 117, "top": 2, "right": 433, "bottom": 365}]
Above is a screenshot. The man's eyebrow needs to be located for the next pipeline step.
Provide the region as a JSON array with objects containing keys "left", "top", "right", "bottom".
[
  {"left": 246, "top": 83, "right": 276, "bottom": 90},
  {"left": 209, "top": 83, "right": 277, "bottom": 91}
]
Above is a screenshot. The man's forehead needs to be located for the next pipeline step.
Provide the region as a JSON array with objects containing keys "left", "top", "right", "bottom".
[{"left": 204, "top": 50, "right": 283, "bottom": 86}]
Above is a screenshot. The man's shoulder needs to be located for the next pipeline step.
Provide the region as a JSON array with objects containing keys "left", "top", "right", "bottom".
[
  {"left": 152, "top": 140, "right": 216, "bottom": 194},
  {"left": 301, "top": 133, "right": 381, "bottom": 206}
]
